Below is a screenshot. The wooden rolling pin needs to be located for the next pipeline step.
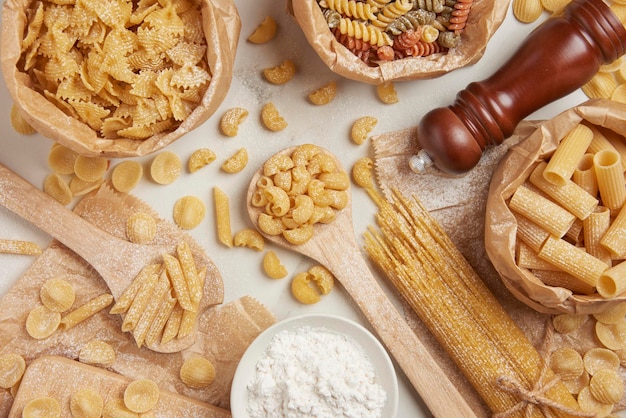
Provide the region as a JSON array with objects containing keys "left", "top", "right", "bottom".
[{"left": 410, "top": 0, "right": 626, "bottom": 175}]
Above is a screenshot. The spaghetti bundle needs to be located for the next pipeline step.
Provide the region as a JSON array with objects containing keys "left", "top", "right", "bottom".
[{"left": 364, "top": 190, "right": 581, "bottom": 416}]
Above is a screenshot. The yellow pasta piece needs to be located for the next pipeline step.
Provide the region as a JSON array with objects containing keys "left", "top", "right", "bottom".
[
  {"left": 176, "top": 241, "right": 202, "bottom": 307},
  {"left": 308, "top": 265, "right": 334, "bottom": 295},
  {"left": 577, "top": 386, "right": 614, "bottom": 417},
  {"left": 583, "top": 206, "right": 612, "bottom": 266},
  {"left": 600, "top": 205, "right": 626, "bottom": 258},
  {"left": 351, "top": 116, "right": 378, "bottom": 145},
  {"left": 47, "top": 144, "right": 78, "bottom": 175},
  {"left": 219, "top": 107, "right": 248, "bottom": 137},
  {"left": 43, "top": 173, "right": 73, "bottom": 205},
  {"left": 40, "top": 277, "right": 75, "bottom": 312},
  {"left": 583, "top": 347, "right": 620, "bottom": 375},
  {"left": 594, "top": 149, "right": 625, "bottom": 213},
  {"left": 23, "top": 396, "right": 61, "bottom": 418},
  {"left": 102, "top": 399, "right": 137, "bottom": 418},
  {"left": 221, "top": 148, "right": 248, "bottom": 173},
  {"left": 126, "top": 212, "right": 157, "bottom": 244},
  {"left": 509, "top": 185, "right": 576, "bottom": 238},
  {"left": 597, "top": 261, "right": 626, "bottom": 299},
  {"left": 0, "top": 353, "right": 26, "bottom": 389},
  {"left": 180, "top": 356, "right": 216, "bottom": 388},
  {"left": 552, "top": 313, "right": 588, "bottom": 334},
  {"left": 513, "top": 0, "right": 544, "bottom": 22},
  {"left": 561, "top": 370, "right": 589, "bottom": 396},
  {"left": 10, "top": 104, "right": 36, "bottom": 135},
  {"left": 263, "top": 59, "right": 296, "bottom": 85},
  {"left": 308, "top": 81, "right": 337, "bottom": 105},
  {"left": 291, "top": 272, "right": 321, "bottom": 304},
  {"left": 516, "top": 242, "right": 559, "bottom": 271},
  {"left": 376, "top": 82, "right": 398, "bottom": 104},
  {"left": 234, "top": 228, "right": 265, "bottom": 251},
  {"left": 26, "top": 305, "right": 61, "bottom": 339},
  {"left": 78, "top": 340, "right": 116, "bottom": 366},
  {"left": 543, "top": 124, "right": 593, "bottom": 186},
  {"left": 111, "top": 161, "right": 144, "bottom": 193},
  {"left": 188, "top": 148, "right": 216, "bottom": 173},
  {"left": 0, "top": 239, "right": 41, "bottom": 255},
  {"left": 173, "top": 196, "right": 206, "bottom": 230},
  {"left": 531, "top": 269, "right": 596, "bottom": 295},
  {"left": 132, "top": 271, "right": 171, "bottom": 347},
  {"left": 550, "top": 347, "right": 584, "bottom": 380},
  {"left": 261, "top": 102, "right": 288, "bottom": 132},
  {"left": 262, "top": 250, "right": 288, "bottom": 279},
  {"left": 74, "top": 155, "right": 109, "bottom": 183},
  {"left": 538, "top": 235, "right": 608, "bottom": 288},
  {"left": 144, "top": 292, "right": 176, "bottom": 347},
  {"left": 150, "top": 151, "right": 182, "bottom": 185},
  {"left": 70, "top": 387, "right": 104, "bottom": 418},
  {"left": 589, "top": 368, "right": 623, "bottom": 405},
  {"left": 177, "top": 308, "right": 197, "bottom": 339},
  {"left": 247, "top": 16, "right": 277, "bottom": 44},
  {"left": 60, "top": 294, "right": 114, "bottom": 331},
  {"left": 572, "top": 153, "right": 598, "bottom": 197},
  {"left": 163, "top": 253, "right": 194, "bottom": 312},
  {"left": 582, "top": 71, "right": 618, "bottom": 99},
  {"left": 161, "top": 304, "right": 183, "bottom": 345},
  {"left": 214, "top": 186, "right": 233, "bottom": 247},
  {"left": 529, "top": 162, "right": 598, "bottom": 220},
  {"left": 594, "top": 302, "right": 626, "bottom": 324},
  {"left": 110, "top": 264, "right": 162, "bottom": 315},
  {"left": 123, "top": 379, "right": 159, "bottom": 413},
  {"left": 69, "top": 176, "right": 104, "bottom": 197}
]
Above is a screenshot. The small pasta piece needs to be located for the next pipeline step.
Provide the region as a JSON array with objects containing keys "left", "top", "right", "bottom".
[
  {"left": 132, "top": 271, "right": 170, "bottom": 348},
  {"left": 23, "top": 396, "right": 61, "bottom": 418},
  {"left": 221, "top": 148, "right": 248, "bottom": 173},
  {"left": 291, "top": 272, "right": 321, "bottom": 304},
  {"left": 262, "top": 250, "right": 288, "bottom": 279},
  {"left": 44, "top": 173, "right": 73, "bottom": 205},
  {"left": 583, "top": 207, "right": 612, "bottom": 267},
  {"left": 0, "top": 353, "right": 26, "bottom": 389},
  {"left": 161, "top": 304, "right": 184, "bottom": 345},
  {"left": 60, "top": 294, "right": 114, "bottom": 331},
  {"left": 594, "top": 302, "right": 626, "bottom": 325},
  {"left": 219, "top": 107, "right": 248, "bottom": 137},
  {"left": 69, "top": 176, "right": 104, "bottom": 197},
  {"left": 10, "top": 104, "right": 36, "bottom": 135},
  {"left": 600, "top": 205, "right": 626, "bottom": 258},
  {"left": 550, "top": 347, "right": 584, "bottom": 380},
  {"left": 145, "top": 293, "right": 177, "bottom": 347},
  {"left": 48, "top": 144, "right": 78, "bottom": 175},
  {"left": 124, "top": 379, "right": 160, "bottom": 413},
  {"left": 283, "top": 223, "right": 314, "bottom": 245},
  {"left": 263, "top": 154, "right": 294, "bottom": 177},
  {"left": 110, "top": 264, "right": 162, "bottom": 315},
  {"left": 214, "top": 186, "right": 233, "bottom": 247},
  {"left": 376, "top": 82, "right": 398, "bottom": 104},
  {"left": 40, "top": 277, "right": 75, "bottom": 312},
  {"left": 234, "top": 228, "right": 265, "bottom": 251},
  {"left": 188, "top": 148, "right": 216, "bottom": 173},
  {"left": 103, "top": 399, "right": 137, "bottom": 418},
  {"left": 572, "top": 153, "right": 598, "bottom": 197},
  {"left": 180, "top": 356, "right": 216, "bottom": 388},
  {"left": 577, "top": 386, "right": 614, "bottom": 417},
  {"left": 26, "top": 305, "right": 61, "bottom": 339},
  {"left": 261, "top": 102, "right": 288, "bottom": 131},
  {"left": 150, "top": 151, "right": 182, "bottom": 185},
  {"left": 247, "top": 16, "right": 277, "bottom": 44},
  {"left": 588, "top": 368, "right": 623, "bottom": 404},
  {"left": 543, "top": 124, "right": 593, "bottom": 187},
  {"left": 258, "top": 213, "right": 284, "bottom": 236},
  {"left": 173, "top": 196, "right": 206, "bottom": 230},
  {"left": 308, "top": 265, "right": 334, "bottom": 295},
  {"left": 79, "top": 340, "right": 116, "bottom": 366},
  {"left": 552, "top": 313, "right": 588, "bottom": 334},
  {"left": 111, "top": 161, "right": 143, "bottom": 193},
  {"left": 263, "top": 59, "right": 296, "bottom": 85},
  {"left": 176, "top": 241, "right": 203, "bottom": 307},
  {"left": 597, "top": 261, "right": 626, "bottom": 299},
  {"left": 594, "top": 149, "right": 625, "bottom": 212},
  {"left": 0, "top": 239, "right": 41, "bottom": 255},
  {"left": 351, "top": 116, "right": 377, "bottom": 145},
  {"left": 308, "top": 81, "right": 337, "bottom": 105},
  {"left": 163, "top": 253, "right": 194, "bottom": 312},
  {"left": 70, "top": 387, "right": 104, "bottom": 418},
  {"left": 126, "top": 212, "right": 157, "bottom": 244},
  {"left": 583, "top": 347, "right": 620, "bottom": 375},
  {"left": 561, "top": 370, "right": 590, "bottom": 396},
  {"left": 74, "top": 155, "right": 109, "bottom": 183}
]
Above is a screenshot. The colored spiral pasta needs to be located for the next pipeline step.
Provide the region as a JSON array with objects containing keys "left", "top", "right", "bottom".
[
  {"left": 338, "top": 18, "right": 393, "bottom": 47},
  {"left": 321, "top": 0, "right": 379, "bottom": 21},
  {"left": 372, "top": 0, "right": 413, "bottom": 29}
]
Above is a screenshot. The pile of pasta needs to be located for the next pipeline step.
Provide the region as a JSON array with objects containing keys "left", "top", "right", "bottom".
[
  {"left": 318, "top": 0, "right": 473, "bottom": 66},
  {"left": 508, "top": 122, "right": 626, "bottom": 300},
  {"left": 18, "top": 0, "right": 212, "bottom": 140}
]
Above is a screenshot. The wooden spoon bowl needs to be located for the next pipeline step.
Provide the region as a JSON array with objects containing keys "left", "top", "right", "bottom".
[
  {"left": 0, "top": 163, "right": 222, "bottom": 353},
  {"left": 246, "top": 145, "right": 476, "bottom": 417}
]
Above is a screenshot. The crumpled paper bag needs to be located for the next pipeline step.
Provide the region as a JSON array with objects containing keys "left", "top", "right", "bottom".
[
  {"left": 486, "top": 98, "right": 626, "bottom": 315},
  {"left": 0, "top": 0, "right": 240, "bottom": 158},
  {"left": 288, "top": 0, "right": 509, "bottom": 84}
]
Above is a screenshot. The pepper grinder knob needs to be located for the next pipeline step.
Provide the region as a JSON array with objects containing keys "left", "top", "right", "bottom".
[{"left": 412, "top": 0, "right": 626, "bottom": 175}]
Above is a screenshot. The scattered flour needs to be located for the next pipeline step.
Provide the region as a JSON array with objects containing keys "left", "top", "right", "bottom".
[{"left": 246, "top": 325, "right": 387, "bottom": 418}]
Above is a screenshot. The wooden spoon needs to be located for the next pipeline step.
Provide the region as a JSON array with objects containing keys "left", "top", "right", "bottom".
[
  {"left": 246, "top": 146, "right": 476, "bottom": 417},
  {"left": 0, "top": 163, "right": 222, "bottom": 353}
]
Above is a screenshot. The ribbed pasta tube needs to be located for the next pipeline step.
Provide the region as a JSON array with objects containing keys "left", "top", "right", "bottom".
[
  {"left": 364, "top": 190, "right": 580, "bottom": 416},
  {"left": 338, "top": 18, "right": 393, "bottom": 46}
]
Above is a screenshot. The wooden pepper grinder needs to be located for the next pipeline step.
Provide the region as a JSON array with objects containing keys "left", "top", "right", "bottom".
[{"left": 410, "top": 0, "right": 626, "bottom": 175}]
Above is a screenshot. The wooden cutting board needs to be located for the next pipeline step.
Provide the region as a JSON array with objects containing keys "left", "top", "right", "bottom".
[{"left": 9, "top": 356, "right": 231, "bottom": 418}]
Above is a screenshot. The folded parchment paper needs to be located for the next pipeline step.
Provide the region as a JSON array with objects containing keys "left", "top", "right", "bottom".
[
  {"left": 0, "top": 0, "right": 240, "bottom": 158},
  {"left": 288, "top": 0, "right": 509, "bottom": 84}
]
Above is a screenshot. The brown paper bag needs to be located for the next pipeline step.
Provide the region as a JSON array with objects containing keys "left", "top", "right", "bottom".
[
  {"left": 288, "top": 0, "right": 509, "bottom": 84},
  {"left": 486, "top": 98, "right": 626, "bottom": 315},
  {"left": 0, "top": 0, "right": 240, "bottom": 158}
]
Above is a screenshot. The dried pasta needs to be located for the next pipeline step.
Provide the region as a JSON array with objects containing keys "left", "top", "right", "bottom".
[
  {"left": 0, "top": 353, "right": 26, "bottom": 389},
  {"left": 0, "top": 239, "right": 41, "bottom": 255},
  {"left": 79, "top": 340, "right": 116, "bottom": 366},
  {"left": 124, "top": 379, "right": 160, "bottom": 413},
  {"left": 180, "top": 356, "right": 216, "bottom": 388},
  {"left": 70, "top": 388, "right": 104, "bottom": 418},
  {"left": 248, "top": 16, "right": 278, "bottom": 44},
  {"left": 22, "top": 396, "right": 61, "bottom": 418},
  {"left": 214, "top": 186, "right": 233, "bottom": 247},
  {"left": 59, "top": 294, "right": 114, "bottom": 331},
  {"left": 111, "top": 161, "right": 143, "bottom": 193},
  {"left": 173, "top": 196, "right": 206, "bottom": 230}
]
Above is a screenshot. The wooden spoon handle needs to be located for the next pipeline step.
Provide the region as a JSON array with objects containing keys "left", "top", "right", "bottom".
[
  {"left": 323, "top": 236, "right": 476, "bottom": 417},
  {"left": 0, "top": 163, "right": 118, "bottom": 267}
]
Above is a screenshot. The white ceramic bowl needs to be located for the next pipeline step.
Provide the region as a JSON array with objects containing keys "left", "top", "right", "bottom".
[{"left": 231, "top": 313, "right": 399, "bottom": 418}]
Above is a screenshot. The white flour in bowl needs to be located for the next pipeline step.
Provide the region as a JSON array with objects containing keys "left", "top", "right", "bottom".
[{"left": 246, "top": 325, "right": 387, "bottom": 418}]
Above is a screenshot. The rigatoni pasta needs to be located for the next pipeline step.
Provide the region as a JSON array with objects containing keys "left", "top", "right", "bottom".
[{"left": 543, "top": 123, "right": 593, "bottom": 186}]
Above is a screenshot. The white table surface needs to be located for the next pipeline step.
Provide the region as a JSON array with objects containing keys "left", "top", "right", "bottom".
[{"left": 0, "top": 1, "right": 614, "bottom": 417}]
